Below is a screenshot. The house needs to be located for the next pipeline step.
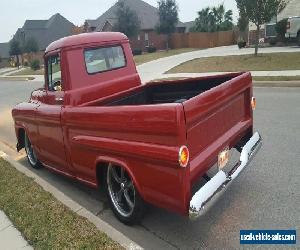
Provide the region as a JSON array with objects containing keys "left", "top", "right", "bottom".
[
  {"left": 0, "top": 43, "right": 9, "bottom": 59},
  {"left": 84, "top": 0, "right": 186, "bottom": 51},
  {"left": 182, "top": 21, "right": 195, "bottom": 32},
  {"left": 14, "top": 13, "right": 75, "bottom": 51},
  {"left": 248, "top": 0, "right": 300, "bottom": 44}
]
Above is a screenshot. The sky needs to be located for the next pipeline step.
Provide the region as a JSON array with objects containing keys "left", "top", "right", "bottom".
[{"left": 0, "top": 0, "right": 238, "bottom": 43}]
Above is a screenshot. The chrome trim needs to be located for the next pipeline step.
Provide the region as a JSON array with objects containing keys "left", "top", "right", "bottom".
[{"left": 189, "top": 132, "right": 262, "bottom": 219}]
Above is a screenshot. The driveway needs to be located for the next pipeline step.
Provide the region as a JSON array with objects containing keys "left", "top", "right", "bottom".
[{"left": 137, "top": 45, "right": 300, "bottom": 82}]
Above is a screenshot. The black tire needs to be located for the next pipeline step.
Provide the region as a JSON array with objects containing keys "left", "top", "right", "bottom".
[
  {"left": 24, "top": 132, "right": 42, "bottom": 169},
  {"left": 104, "top": 163, "right": 145, "bottom": 225},
  {"left": 298, "top": 32, "right": 300, "bottom": 46}
]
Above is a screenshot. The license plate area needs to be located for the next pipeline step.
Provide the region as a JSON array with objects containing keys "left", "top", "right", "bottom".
[{"left": 218, "top": 148, "right": 229, "bottom": 171}]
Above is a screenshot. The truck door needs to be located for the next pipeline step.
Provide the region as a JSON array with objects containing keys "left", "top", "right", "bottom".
[{"left": 36, "top": 53, "right": 70, "bottom": 174}]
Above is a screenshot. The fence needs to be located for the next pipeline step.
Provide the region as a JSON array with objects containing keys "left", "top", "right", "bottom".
[{"left": 170, "top": 30, "right": 236, "bottom": 49}]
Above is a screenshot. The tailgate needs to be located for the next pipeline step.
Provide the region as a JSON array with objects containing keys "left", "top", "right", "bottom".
[{"left": 183, "top": 72, "right": 253, "bottom": 182}]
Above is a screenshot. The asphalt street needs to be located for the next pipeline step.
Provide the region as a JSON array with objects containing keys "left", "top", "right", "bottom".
[{"left": 0, "top": 79, "right": 299, "bottom": 249}]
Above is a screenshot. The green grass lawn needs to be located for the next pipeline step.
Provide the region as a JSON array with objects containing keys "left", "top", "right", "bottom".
[
  {"left": 167, "top": 52, "right": 300, "bottom": 73},
  {"left": 10, "top": 67, "right": 45, "bottom": 76},
  {"left": 0, "top": 158, "right": 121, "bottom": 249},
  {"left": 134, "top": 48, "right": 197, "bottom": 65},
  {"left": 253, "top": 76, "right": 300, "bottom": 81}
]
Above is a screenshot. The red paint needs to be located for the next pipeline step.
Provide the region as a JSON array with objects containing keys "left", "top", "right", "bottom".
[{"left": 12, "top": 32, "right": 255, "bottom": 215}]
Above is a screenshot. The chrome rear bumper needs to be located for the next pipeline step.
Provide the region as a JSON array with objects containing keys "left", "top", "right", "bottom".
[{"left": 189, "top": 132, "right": 262, "bottom": 219}]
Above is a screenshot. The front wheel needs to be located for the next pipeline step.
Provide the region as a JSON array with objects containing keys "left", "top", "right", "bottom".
[
  {"left": 24, "top": 133, "right": 42, "bottom": 169},
  {"left": 105, "top": 164, "right": 145, "bottom": 224}
]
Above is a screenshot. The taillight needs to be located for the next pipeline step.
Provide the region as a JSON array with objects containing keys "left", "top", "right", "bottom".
[
  {"left": 287, "top": 21, "right": 290, "bottom": 30},
  {"left": 179, "top": 146, "right": 189, "bottom": 167},
  {"left": 251, "top": 97, "right": 256, "bottom": 110}
]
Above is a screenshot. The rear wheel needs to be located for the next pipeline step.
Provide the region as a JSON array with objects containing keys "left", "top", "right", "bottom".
[
  {"left": 105, "top": 163, "right": 145, "bottom": 224},
  {"left": 24, "top": 133, "right": 42, "bottom": 169},
  {"left": 297, "top": 31, "right": 300, "bottom": 46}
]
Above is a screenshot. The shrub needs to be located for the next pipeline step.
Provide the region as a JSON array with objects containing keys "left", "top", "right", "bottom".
[
  {"left": 132, "top": 48, "right": 142, "bottom": 55},
  {"left": 30, "top": 59, "right": 40, "bottom": 70},
  {"left": 147, "top": 46, "right": 157, "bottom": 53},
  {"left": 237, "top": 39, "right": 246, "bottom": 49},
  {"left": 23, "top": 61, "right": 29, "bottom": 67},
  {"left": 269, "top": 37, "right": 277, "bottom": 46},
  {"left": 275, "top": 18, "right": 288, "bottom": 41}
]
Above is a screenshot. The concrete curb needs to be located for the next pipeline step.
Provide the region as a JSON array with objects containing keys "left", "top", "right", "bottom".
[{"left": 0, "top": 145, "right": 142, "bottom": 250}]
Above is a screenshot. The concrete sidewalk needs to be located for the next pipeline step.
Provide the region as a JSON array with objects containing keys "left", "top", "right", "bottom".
[
  {"left": 137, "top": 45, "right": 300, "bottom": 83},
  {"left": 2, "top": 67, "right": 27, "bottom": 76},
  {"left": 163, "top": 70, "right": 300, "bottom": 79},
  {"left": 0, "top": 210, "right": 32, "bottom": 250}
]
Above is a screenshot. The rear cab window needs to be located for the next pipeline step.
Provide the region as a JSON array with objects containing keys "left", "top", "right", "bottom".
[{"left": 84, "top": 46, "right": 126, "bottom": 74}]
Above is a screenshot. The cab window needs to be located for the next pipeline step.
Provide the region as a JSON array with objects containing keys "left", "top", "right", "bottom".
[
  {"left": 84, "top": 46, "right": 126, "bottom": 74},
  {"left": 47, "top": 54, "right": 62, "bottom": 91}
]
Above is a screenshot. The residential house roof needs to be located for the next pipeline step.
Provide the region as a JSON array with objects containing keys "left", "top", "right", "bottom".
[
  {"left": 14, "top": 13, "right": 75, "bottom": 51},
  {"left": 183, "top": 21, "right": 195, "bottom": 32},
  {"left": 86, "top": 0, "right": 184, "bottom": 31},
  {"left": 0, "top": 42, "right": 9, "bottom": 58}
]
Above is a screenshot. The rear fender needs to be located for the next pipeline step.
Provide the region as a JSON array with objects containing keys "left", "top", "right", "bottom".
[{"left": 95, "top": 155, "right": 144, "bottom": 199}]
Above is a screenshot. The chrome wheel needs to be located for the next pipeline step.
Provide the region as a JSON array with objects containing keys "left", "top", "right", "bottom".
[
  {"left": 24, "top": 134, "right": 38, "bottom": 166},
  {"left": 107, "top": 164, "right": 135, "bottom": 218}
]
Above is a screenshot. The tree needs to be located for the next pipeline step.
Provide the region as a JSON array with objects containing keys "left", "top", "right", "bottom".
[
  {"left": 9, "top": 38, "right": 22, "bottom": 69},
  {"left": 237, "top": 13, "right": 249, "bottom": 32},
  {"left": 23, "top": 37, "right": 39, "bottom": 53},
  {"left": 236, "top": 0, "right": 289, "bottom": 55},
  {"left": 237, "top": 11, "right": 249, "bottom": 42},
  {"left": 113, "top": 1, "right": 140, "bottom": 38},
  {"left": 72, "top": 25, "right": 85, "bottom": 35},
  {"left": 190, "top": 4, "right": 233, "bottom": 32},
  {"left": 190, "top": 7, "right": 215, "bottom": 32},
  {"left": 156, "top": 0, "right": 179, "bottom": 50}
]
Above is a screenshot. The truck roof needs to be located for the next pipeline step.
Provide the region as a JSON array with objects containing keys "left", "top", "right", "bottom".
[{"left": 45, "top": 32, "right": 128, "bottom": 53}]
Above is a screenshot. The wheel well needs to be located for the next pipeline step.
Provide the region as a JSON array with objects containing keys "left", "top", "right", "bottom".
[
  {"left": 17, "top": 128, "right": 25, "bottom": 151},
  {"left": 96, "top": 162, "right": 109, "bottom": 186}
]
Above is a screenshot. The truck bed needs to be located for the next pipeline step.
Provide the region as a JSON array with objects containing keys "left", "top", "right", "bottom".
[
  {"left": 64, "top": 72, "right": 253, "bottom": 213},
  {"left": 87, "top": 74, "right": 239, "bottom": 106}
]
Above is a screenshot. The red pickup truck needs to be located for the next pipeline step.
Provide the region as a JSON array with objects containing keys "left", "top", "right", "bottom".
[{"left": 12, "top": 32, "right": 261, "bottom": 224}]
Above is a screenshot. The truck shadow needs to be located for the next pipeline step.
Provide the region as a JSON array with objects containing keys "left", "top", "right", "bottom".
[{"left": 17, "top": 156, "right": 249, "bottom": 249}]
